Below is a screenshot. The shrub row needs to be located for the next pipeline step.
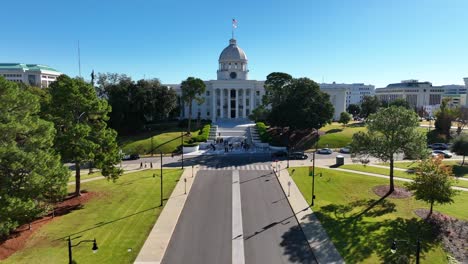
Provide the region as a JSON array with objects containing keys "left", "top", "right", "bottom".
[
  {"left": 190, "top": 124, "right": 211, "bottom": 143},
  {"left": 256, "top": 122, "right": 272, "bottom": 143}
]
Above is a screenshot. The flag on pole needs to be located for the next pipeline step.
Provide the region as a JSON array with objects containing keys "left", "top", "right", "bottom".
[{"left": 232, "top": 18, "right": 238, "bottom": 28}]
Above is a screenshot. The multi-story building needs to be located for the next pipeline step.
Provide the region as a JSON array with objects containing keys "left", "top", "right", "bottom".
[
  {"left": 167, "top": 37, "right": 347, "bottom": 122},
  {"left": 320, "top": 82, "right": 375, "bottom": 108},
  {"left": 0, "top": 63, "right": 62, "bottom": 88}
]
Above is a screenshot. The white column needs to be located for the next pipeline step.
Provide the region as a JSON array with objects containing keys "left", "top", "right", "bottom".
[
  {"left": 250, "top": 89, "right": 254, "bottom": 113},
  {"left": 235, "top": 89, "right": 239, "bottom": 119},
  {"left": 242, "top": 89, "right": 246, "bottom": 118},
  {"left": 228, "top": 89, "right": 231, "bottom": 119},
  {"left": 212, "top": 88, "right": 216, "bottom": 122},
  {"left": 220, "top": 89, "right": 224, "bottom": 119}
]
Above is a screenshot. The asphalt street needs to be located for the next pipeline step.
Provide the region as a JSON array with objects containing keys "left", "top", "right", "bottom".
[{"left": 161, "top": 157, "right": 317, "bottom": 264}]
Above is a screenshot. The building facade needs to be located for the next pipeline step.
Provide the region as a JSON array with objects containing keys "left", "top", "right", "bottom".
[
  {"left": 375, "top": 79, "right": 468, "bottom": 115},
  {"left": 320, "top": 82, "right": 375, "bottom": 108},
  {"left": 0, "top": 63, "right": 61, "bottom": 88},
  {"left": 168, "top": 38, "right": 347, "bottom": 122}
]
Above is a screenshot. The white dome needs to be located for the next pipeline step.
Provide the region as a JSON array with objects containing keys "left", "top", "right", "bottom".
[{"left": 219, "top": 39, "right": 248, "bottom": 62}]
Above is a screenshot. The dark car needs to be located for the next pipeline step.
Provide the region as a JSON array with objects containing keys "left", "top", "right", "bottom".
[
  {"left": 428, "top": 143, "right": 449, "bottom": 150},
  {"left": 272, "top": 150, "right": 288, "bottom": 158},
  {"left": 289, "top": 152, "right": 308, "bottom": 160},
  {"left": 122, "top": 154, "right": 140, "bottom": 160},
  {"left": 432, "top": 150, "right": 453, "bottom": 158}
]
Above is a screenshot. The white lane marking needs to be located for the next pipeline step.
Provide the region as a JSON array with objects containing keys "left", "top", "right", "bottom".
[{"left": 232, "top": 170, "right": 245, "bottom": 264}]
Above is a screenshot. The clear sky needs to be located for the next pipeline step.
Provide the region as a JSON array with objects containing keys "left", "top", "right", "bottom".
[{"left": 2, "top": 0, "right": 467, "bottom": 87}]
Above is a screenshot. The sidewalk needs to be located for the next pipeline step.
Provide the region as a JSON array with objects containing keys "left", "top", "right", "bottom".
[
  {"left": 134, "top": 166, "right": 198, "bottom": 264},
  {"left": 67, "top": 163, "right": 150, "bottom": 185},
  {"left": 274, "top": 164, "right": 345, "bottom": 264}
]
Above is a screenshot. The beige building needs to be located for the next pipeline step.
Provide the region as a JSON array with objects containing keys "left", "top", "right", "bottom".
[{"left": 0, "top": 63, "right": 61, "bottom": 88}]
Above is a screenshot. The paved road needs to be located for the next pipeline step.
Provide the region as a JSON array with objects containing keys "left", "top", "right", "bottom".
[{"left": 161, "top": 156, "right": 317, "bottom": 264}]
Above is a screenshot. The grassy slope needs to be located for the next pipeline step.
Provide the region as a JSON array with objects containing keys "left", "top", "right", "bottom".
[
  {"left": 340, "top": 164, "right": 468, "bottom": 189},
  {"left": 120, "top": 129, "right": 200, "bottom": 155},
  {"left": 4, "top": 169, "right": 183, "bottom": 264},
  {"left": 316, "top": 122, "right": 367, "bottom": 149},
  {"left": 289, "top": 167, "right": 468, "bottom": 263}
]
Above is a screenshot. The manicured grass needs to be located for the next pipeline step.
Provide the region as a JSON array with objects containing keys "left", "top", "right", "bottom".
[
  {"left": 340, "top": 164, "right": 468, "bottom": 189},
  {"left": 288, "top": 167, "right": 468, "bottom": 263},
  {"left": 120, "top": 130, "right": 200, "bottom": 154},
  {"left": 68, "top": 171, "right": 103, "bottom": 182},
  {"left": 4, "top": 169, "right": 183, "bottom": 264},
  {"left": 386, "top": 161, "right": 468, "bottom": 178},
  {"left": 316, "top": 122, "right": 367, "bottom": 149}
]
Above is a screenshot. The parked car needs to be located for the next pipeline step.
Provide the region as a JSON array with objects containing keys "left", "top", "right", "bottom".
[
  {"left": 289, "top": 152, "right": 308, "bottom": 160},
  {"left": 122, "top": 153, "right": 140, "bottom": 160},
  {"left": 339, "top": 146, "right": 351, "bottom": 154},
  {"left": 431, "top": 150, "right": 453, "bottom": 158},
  {"left": 428, "top": 143, "right": 449, "bottom": 150},
  {"left": 317, "top": 148, "right": 333, "bottom": 154},
  {"left": 272, "top": 150, "right": 288, "bottom": 158}
]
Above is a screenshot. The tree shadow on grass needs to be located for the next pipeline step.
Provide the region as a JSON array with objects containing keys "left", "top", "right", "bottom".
[
  {"left": 325, "top": 129, "right": 343, "bottom": 134},
  {"left": 280, "top": 196, "right": 440, "bottom": 263}
]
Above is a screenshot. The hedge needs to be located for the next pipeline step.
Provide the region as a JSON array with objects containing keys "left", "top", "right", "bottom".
[
  {"left": 191, "top": 124, "right": 211, "bottom": 143},
  {"left": 256, "top": 122, "right": 272, "bottom": 143}
]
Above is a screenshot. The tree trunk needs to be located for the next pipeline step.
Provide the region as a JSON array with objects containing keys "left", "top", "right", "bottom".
[
  {"left": 75, "top": 162, "right": 81, "bottom": 196},
  {"left": 187, "top": 101, "right": 192, "bottom": 134},
  {"left": 389, "top": 158, "right": 395, "bottom": 194},
  {"left": 429, "top": 200, "right": 434, "bottom": 218}
]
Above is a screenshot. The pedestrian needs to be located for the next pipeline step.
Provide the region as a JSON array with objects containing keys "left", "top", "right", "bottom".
[
  {"left": 140, "top": 162, "right": 143, "bottom": 169},
  {"left": 144, "top": 162, "right": 147, "bottom": 168},
  {"left": 150, "top": 162, "right": 153, "bottom": 168}
]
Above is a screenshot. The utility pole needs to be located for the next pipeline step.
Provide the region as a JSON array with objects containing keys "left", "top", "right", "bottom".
[
  {"left": 181, "top": 132, "right": 184, "bottom": 169},
  {"left": 160, "top": 152, "right": 163, "bottom": 206}
]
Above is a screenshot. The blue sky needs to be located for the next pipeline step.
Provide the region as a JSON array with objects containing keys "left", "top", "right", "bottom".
[{"left": 2, "top": 0, "right": 467, "bottom": 87}]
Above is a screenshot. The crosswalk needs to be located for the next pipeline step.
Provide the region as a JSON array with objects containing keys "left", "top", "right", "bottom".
[{"left": 199, "top": 164, "right": 272, "bottom": 171}]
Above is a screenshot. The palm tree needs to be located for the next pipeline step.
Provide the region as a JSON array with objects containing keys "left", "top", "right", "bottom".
[{"left": 181, "top": 77, "right": 206, "bottom": 134}]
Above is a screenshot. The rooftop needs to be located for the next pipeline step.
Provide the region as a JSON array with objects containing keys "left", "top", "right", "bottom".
[{"left": 0, "top": 63, "right": 60, "bottom": 73}]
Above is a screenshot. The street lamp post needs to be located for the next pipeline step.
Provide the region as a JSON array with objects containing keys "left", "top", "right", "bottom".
[
  {"left": 68, "top": 236, "right": 98, "bottom": 264},
  {"left": 311, "top": 134, "right": 319, "bottom": 207},
  {"left": 160, "top": 152, "right": 163, "bottom": 207},
  {"left": 390, "top": 238, "right": 421, "bottom": 264},
  {"left": 181, "top": 132, "right": 184, "bottom": 169}
]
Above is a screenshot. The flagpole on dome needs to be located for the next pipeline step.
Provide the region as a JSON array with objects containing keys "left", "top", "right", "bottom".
[{"left": 232, "top": 18, "right": 238, "bottom": 39}]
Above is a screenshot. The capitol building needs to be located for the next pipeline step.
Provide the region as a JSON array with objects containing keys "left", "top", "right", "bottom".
[{"left": 168, "top": 38, "right": 346, "bottom": 122}]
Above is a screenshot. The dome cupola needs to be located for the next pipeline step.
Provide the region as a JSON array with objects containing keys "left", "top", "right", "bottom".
[{"left": 217, "top": 38, "right": 249, "bottom": 80}]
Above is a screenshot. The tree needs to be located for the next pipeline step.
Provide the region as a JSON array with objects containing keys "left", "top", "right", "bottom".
[
  {"left": 388, "top": 98, "right": 411, "bottom": 109},
  {"left": 44, "top": 75, "right": 122, "bottom": 196},
  {"left": 0, "top": 77, "right": 69, "bottom": 237},
  {"left": 434, "top": 98, "right": 455, "bottom": 138},
  {"left": 347, "top": 104, "right": 361, "bottom": 117},
  {"left": 350, "top": 106, "right": 427, "bottom": 194},
  {"left": 181, "top": 77, "right": 206, "bottom": 133},
  {"left": 249, "top": 105, "right": 269, "bottom": 122},
  {"left": 339, "top": 112, "right": 352, "bottom": 127},
  {"left": 406, "top": 158, "right": 458, "bottom": 217},
  {"left": 454, "top": 106, "right": 468, "bottom": 136},
  {"left": 451, "top": 134, "right": 468, "bottom": 165},
  {"left": 360, "top": 95, "right": 381, "bottom": 118},
  {"left": 267, "top": 77, "right": 334, "bottom": 130},
  {"left": 262, "top": 72, "right": 293, "bottom": 107}
]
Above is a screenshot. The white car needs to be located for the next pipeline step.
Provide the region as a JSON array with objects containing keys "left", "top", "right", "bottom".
[
  {"left": 339, "top": 146, "right": 351, "bottom": 154},
  {"left": 431, "top": 150, "right": 453, "bottom": 158},
  {"left": 317, "top": 148, "right": 333, "bottom": 154}
]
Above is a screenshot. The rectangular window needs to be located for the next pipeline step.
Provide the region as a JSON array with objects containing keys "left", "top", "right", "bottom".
[
  {"left": 256, "top": 91, "right": 260, "bottom": 96},
  {"left": 206, "top": 91, "right": 210, "bottom": 96},
  {"left": 207, "top": 111, "right": 210, "bottom": 116}
]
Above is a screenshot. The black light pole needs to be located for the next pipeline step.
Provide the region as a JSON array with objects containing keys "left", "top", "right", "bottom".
[
  {"left": 311, "top": 134, "right": 319, "bottom": 207},
  {"left": 68, "top": 236, "right": 98, "bottom": 264},
  {"left": 181, "top": 132, "right": 184, "bottom": 169},
  {"left": 160, "top": 151, "right": 163, "bottom": 206},
  {"left": 391, "top": 238, "right": 421, "bottom": 264}
]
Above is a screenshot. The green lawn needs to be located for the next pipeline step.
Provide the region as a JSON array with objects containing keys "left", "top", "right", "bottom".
[
  {"left": 316, "top": 122, "right": 367, "bottom": 149},
  {"left": 68, "top": 171, "right": 103, "bottom": 182},
  {"left": 288, "top": 167, "right": 468, "bottom": 263},
  {"left": 340, "top": 164, "right": 468, "bottom": 189},
  {"left": 120, "top": 130, "right": 200, "bottom": 155},
  {"left": 4, "top": 169, "right": 183, "bottom": 264}
]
